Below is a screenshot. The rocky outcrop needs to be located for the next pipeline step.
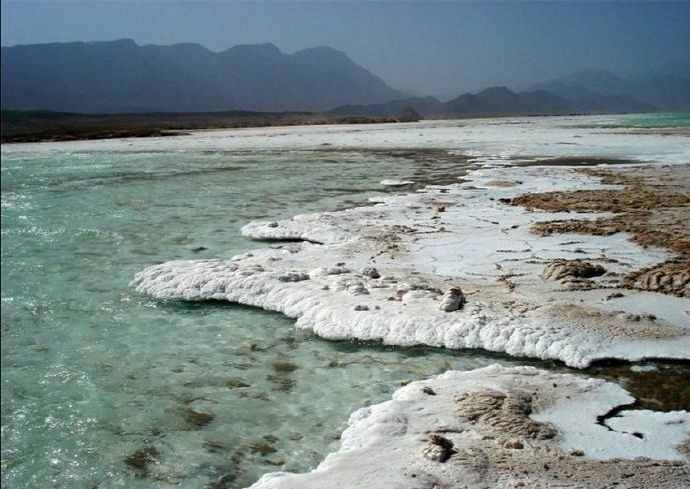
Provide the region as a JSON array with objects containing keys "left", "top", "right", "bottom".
[
  {"left": 542, "top": 259, "right": 607, "bottom": 289},
  {"left": 624, "top": 258, "right": 690, "bottom": 298},
  {"left": 438, "top": 287, "right": 465, "bottom": 311}
]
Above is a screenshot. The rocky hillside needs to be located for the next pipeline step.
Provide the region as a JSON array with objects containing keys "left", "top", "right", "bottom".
[
  {"left": 1, "top": 39, "right": 404, "bottom": 113},
  {"left": 332, "top": 85, "right": 655, "bottom": 117}
]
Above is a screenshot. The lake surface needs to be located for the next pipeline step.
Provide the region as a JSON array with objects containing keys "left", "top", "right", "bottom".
[{"left": 2, "top": 114, "right": 689, "bottom": 488}]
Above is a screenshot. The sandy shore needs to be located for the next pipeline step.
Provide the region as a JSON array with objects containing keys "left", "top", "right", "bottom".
[{"left": 132, "top": 155, "right": 690, "bottom": 486}]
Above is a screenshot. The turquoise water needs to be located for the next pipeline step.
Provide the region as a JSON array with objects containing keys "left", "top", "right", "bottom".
[
  {"left": 621, "top": 112, "right": 690, "bottom": 128},
  {"left": 1, "top": 146, "right": 539, "bottom": 488}
]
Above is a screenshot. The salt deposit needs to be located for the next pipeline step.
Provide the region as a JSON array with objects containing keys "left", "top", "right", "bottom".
[
  {"left": 133, "top": 164, "right": 689, "bottom": 368},
  {"left": 248, "top": 365, "right": 690, "bottom": 489}
]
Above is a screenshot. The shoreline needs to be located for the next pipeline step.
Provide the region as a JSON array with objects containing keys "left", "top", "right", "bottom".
[
  {"left": 248, "top": 365, "right": 690, "bottom": 489},
  {"left": 133, "top": 160, "right": 690, "bottom": 368},
  {"left": 4, "top": 110, "right": 682, "bottom": 145},
  {"left": 131, "top": 155, "right": 690, "bottom": 485},
  {"left": 0, "top": 110, "right": 401, "bottom": 144}
]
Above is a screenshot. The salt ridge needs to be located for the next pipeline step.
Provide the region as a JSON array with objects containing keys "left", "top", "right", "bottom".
[
  {"left": 248, "top": 365, "right": 690, "bottom": 489},
  {"left": 132, "top": 165, "right": 689, "bottom": 368}
]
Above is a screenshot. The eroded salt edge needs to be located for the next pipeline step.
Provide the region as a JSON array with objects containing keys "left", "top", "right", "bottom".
[
  {"left": 132, "top": 164, "right": 689, "bottom": 369},
  {"left": 247, "top": 365, "right": 690, "bottom": 489}
]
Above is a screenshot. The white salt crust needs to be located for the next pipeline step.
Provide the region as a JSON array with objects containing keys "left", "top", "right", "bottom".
[
  {"left": 133, "top": 165, "right": 689, "bottom": 368},
  {"left": 247, "top": 365, "right": 690, "bottom": 489}
]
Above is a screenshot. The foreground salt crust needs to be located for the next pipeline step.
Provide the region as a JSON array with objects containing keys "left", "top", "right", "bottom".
[
  {"left": 247, "top": 365, "right": 690, "bottom": 489},
  {"left": 132, "top": 164, "right": 690, "bottom": 368}
]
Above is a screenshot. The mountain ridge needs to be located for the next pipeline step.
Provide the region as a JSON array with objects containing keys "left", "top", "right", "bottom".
[
  {"left": 331, "top": 85, "right": 655, "bottom": 118},
  {"left": 531, "top": 67, "right": 690, "bottom": 111},
  {"left": 2, "top": 39, "right": 684, "bottom": 116},
  {"left": 1, "top": 39, "right": 405, "bottom": 113}
]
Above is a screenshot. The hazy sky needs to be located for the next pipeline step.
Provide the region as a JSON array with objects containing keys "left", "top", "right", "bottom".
[{"left": 2, "top": 1, "right": 689, "bottom": 98}]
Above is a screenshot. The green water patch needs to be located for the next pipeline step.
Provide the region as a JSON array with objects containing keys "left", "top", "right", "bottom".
[
  {"left": 620, "top": 113, "right": 690, "bottom": 129},
  {"left": 0, "top": 146, "right": 478, "bottom": 489}
]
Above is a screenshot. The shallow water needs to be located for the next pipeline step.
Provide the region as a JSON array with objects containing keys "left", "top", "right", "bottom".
[
  {"left": 620, "top": 112, "right": 690, "bottom": 128},
  {"left": 1, "top": 146, "right": 534, "bottom": 489},
  {"left": 2, "top": 116, "right": 689, "bottom": 489}
]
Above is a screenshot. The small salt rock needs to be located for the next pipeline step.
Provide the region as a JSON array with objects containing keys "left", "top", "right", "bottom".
[
  {"left": 348, "top": 283, "right": 370, "bottom": 295},
  {"left": 504, "top": 438, "right": 524, "bottom": 449},
  {"left": 439, "top": 287, "right": 465, "bottom": 312},
  {"left": 360, "top": 266, "right": 381, "bottom": 279},
  {"left": 421, "top": 434, "right": 455, "bottom": 462},
  {"left": 278, "top": 271, "right": 310, "bottom": 282}
]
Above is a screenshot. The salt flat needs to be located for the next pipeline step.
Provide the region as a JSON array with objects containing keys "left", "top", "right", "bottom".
[
  {"left": 5, "top": 116, "right": 690, "bottom": 166},
  {"left": 133, "top": 163, "right": 689, "bottom": 368},
  {"left": 248, "top": 365, "right": 690, "bottom": 489},
  {"left": 128, "top": 115, "right": 690, "bottom": 487}
]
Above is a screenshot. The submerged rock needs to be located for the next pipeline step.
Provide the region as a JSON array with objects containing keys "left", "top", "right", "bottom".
[
  {"left": 248, "top": 439, "right": 278, "bottom": 456},
  {"left": 125, "top": 446, "right": 160, "bottom": 473},
  {"left": 271, "top": 361, "right": 299, "bottom": 373},
  {"left": 185, "top": 407, "right": 215, "bottom": 428},
  {"left": 225, "top": 378, "right": 251, "bottom": 389}
]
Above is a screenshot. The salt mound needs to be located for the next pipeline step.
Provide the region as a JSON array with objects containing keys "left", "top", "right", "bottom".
[
  {"left": 248, "top": 365, "right": 690, "bottom": 489},
  {"left": 381, "top": 179, "right": 414, "bottom": 187}
]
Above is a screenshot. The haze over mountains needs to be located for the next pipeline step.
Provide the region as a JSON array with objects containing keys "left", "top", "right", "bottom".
[
  {"left": 332, "top": 86, "right": 655, "bottom": 118},
  {"left": 531, "top": 68, "right": 690, "bottom": 113},
  {"left": 2, "top": 39, "right": 688, "bottom": 116},
  {"left": 1, "top": 39, "right": 403, "bottom": 113}
]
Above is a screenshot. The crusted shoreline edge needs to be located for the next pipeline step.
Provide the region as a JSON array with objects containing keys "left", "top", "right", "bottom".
[
  {"left": 248, "top": 365, "right": 690, "bottom": 489},
  {"left": 132, "top": 162, "right": 690, "bottom": 368},
  {"left": 131, "top": 158, "right": 690, "bottom": 487}
]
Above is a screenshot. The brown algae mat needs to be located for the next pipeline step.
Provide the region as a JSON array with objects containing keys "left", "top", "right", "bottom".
[{"left": 504, "top": 165, "right": 690, "bottom": 297}]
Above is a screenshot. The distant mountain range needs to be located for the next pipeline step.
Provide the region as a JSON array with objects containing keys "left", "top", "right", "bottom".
[
  {"left": 530, "top": 68, "right": 690, "bottom": 112},
  {"left": 1, "top": 39, "right": 404, "bottom": 113},
  {"left": 331, "top": 85, "right": 655, "bottom": 118},
  {"left": 1, "top": 39, "right": 688, "bottom": 116},
  {"left": 333, "top": 66, "right": 690, "bottom": 117}
]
